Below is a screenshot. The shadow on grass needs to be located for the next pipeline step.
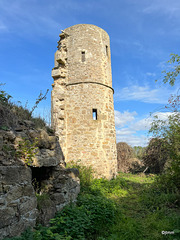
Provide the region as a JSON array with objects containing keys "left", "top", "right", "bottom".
[{"left": 99, "top": 173, "right": 180, "bottom": 240}]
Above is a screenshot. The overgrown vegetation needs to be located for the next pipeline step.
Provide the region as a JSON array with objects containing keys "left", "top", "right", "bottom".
[
  {"left": 142, "top": 138, "right": 170, "bottom": 174},
  {"left": 16, "top": 138, "right": 39, "bottom": 166},
  {"left": 66, "top": 160, "right": 94, "bottom": 191},
  {"left": 4, "top": 163, "right": 180, "bottom": 240},
  {"left": 0, "top": 83, "right": 51, "bottom": 132},
  {"left": 116, "top": 142, "right": 144, "bottom": 173},
  {"left": 149, "top": 111, "right": 180, "bottom": 190},
  {"left": 149, "top": 53, "right": 180, "bottom": 192},
  {"left": 2, "top": 54, "right": 180, "bottom": 239},
  {"left": 133, "top": 146, "right": 146, "bottom": 160}
]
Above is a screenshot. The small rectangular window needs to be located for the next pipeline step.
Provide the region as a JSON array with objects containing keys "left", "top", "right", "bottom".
[
  {"left": 82, "top": 51, "right": 85, "bottom": 62},
  {"left": 92, "top": 109, "right": 97, "bottom": 120},
  {"left": 106, "top": 45, "right": 108, "bottom": 57}
]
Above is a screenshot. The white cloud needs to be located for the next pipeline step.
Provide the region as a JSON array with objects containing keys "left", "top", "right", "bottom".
[
  {"left": 115, "top": 110, "right": 137, "bottom": 128},
  {"left": 115, "top": 110, "right": 148, "bottom": 146},
  {"left": 116, "top": 133, "right": 150, "bottom": 147},
  {"left": 128, "top": 112, "right": 173, "bottom": 131},
  {"left": 115, "top": 110, "right": 173, "bottom": 147},
  {"left": 116, "top": 128, "right": 135, "bottom": 136},
  {"left": 114, "top": 84, "right": 174, "bottom": 104},
  {"left": 130, "top": 117, "right": 152, "bottom": 131}
]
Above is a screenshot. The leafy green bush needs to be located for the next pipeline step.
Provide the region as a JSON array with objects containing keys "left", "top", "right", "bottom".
[
  {"left": 3, "top": 227, "right": 72, "bottom": 240},
  {"left": 16, "top": 138, "right": 38, "bottom": 166},
  {"left": 49, "top": 205, "right": 90, "bottom": 240},
  {"left": 66, "top": 160, "right": 94, "bottom": 190},
  {"left": 0, "top": 90, "right": 12, "bottom": 105},
  {"left": 88, "top": 176, "right": 130, "bottom": 197},
  {"left": 49, "top": 194, "right": 116, "bottom": 240},
  {"left": 77, "top": 194, "right": 116, "bottom": 236}
]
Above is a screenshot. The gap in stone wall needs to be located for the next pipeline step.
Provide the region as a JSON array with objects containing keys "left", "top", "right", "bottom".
[{"left": 31, "top": 166, "right": 54, "bottom": 193}]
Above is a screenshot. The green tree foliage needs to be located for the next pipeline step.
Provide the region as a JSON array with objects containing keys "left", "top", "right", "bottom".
[
  {"left": 150, "top": 54, "right": 180, "bottom": 191},
  {"left": 160, "top": 53, "right": 180, "bottom": 86},
  {"left": 133, "top": 146, "right": 146, "bottom": 160}
]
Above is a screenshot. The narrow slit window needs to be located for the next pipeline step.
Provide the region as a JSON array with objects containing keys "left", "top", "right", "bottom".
[
  {"left": 82, "top": 51, "right": 85, "bottom": 62},
  {"left": 93, "top": 109, "right": 97, "bottom": 120},
  {"left": 106, "top": 45, "right": 108, "bottom": 57}
]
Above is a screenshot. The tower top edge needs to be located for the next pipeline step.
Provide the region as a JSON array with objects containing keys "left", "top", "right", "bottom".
[{"left": 63, "top": 24, "right": 109, "bottom": 37}]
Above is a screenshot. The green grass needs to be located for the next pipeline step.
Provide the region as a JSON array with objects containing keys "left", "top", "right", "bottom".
[
  {"left": 4, "top": 171, "right": 180, "bottom": 240},
  {"left": 104, "top": 173, "right": 180, "bottom": 240}
]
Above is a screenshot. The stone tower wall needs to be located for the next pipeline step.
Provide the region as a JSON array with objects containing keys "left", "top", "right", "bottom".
[
  {"left": 65, "top": 24, "right": 112, "bottom": 87},
  {"left": 52, "top": 24, "right": 117, "bottom": 179}
]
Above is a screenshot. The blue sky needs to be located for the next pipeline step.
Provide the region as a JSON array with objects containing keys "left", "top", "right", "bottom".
[{"left": 0, "top": 0, "right": 179, "bottom": 146}]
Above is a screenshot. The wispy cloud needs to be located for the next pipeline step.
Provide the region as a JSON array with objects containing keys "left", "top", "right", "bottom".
[
  {"left": 0, "top": 0, "right": 106, "bottom": 38},
  {"left": 115, "top": 85, "right": 163, "bottom": 104},
  {"left": 146, "top": 72, "right": 156, "bottom": 77},
  {"left": 0, "top": 21, "right": 8, "bottom": 32},
  {"left": 112, "top": 38, "right": 163, "bottom": 59},
  {"left": 0, "top": 0, "right": 70, "bottom": 37},
  {"left": 115, "top": 110, "right": 173, "bottom": 146},
  {"left": 114, "top": 83, "right": 176, "bottom": 104},
  {"left": 142, "top": 0, "right": 180, "bottom": 17}
]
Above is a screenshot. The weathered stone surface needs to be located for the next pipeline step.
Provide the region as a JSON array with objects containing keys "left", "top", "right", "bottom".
[
  {"left": 32, "top": 155, "right": 60, "bottom": 167},
  {"left": 19, "top": 197, "right": 37, "bottom": 215},
  {"left": 51, "top": 24, "right": 117, "bottom": 179},
  {"left": 23, "top": 120, "right": 35, "bottom": 128},
  {"left": 0, "top": 124, "right": 80, "bottom": 239},
  {"left": 51, "top": 193, "right": 65, "bottom": 205},
  {"left": 0, "top": 208, "right": 16, "bottom": 228},
  {"left": 37, "top": 198, "right": 56, "bottom": 226},
  {"left": 0, "top": 162, "right": 38, "bottom": 239},
  {"left": 0, "top": 136, "right": 3, "bottom": 151},
  {"left": 0, "top": 166, "right": 32, "bottom": 184}
]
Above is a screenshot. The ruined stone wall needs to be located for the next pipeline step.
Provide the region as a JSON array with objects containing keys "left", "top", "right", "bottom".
[
  {"left": 0, "top": 120, "right": 80, "bottom": 239},
  {"left": 51, "top": 30, "right": 68, "bottom": 157},
  {"left": 52, "top": 24, "right": 117, "bottom": 179}
]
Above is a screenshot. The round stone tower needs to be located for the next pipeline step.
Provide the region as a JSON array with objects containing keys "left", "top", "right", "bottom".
[{"left": 51, "top": 24, "right": 117, "bottom": 179}]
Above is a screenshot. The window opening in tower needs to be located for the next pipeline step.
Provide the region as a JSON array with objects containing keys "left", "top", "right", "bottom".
[
  {"left": 106, "top": 45, "right": 108, "bottom": 57},
  {"left": 82, "top": 51, "right": 85, "bottom": 62},
  {"left": 93, "top": 109, "right": 97, "bottom": 120}
]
